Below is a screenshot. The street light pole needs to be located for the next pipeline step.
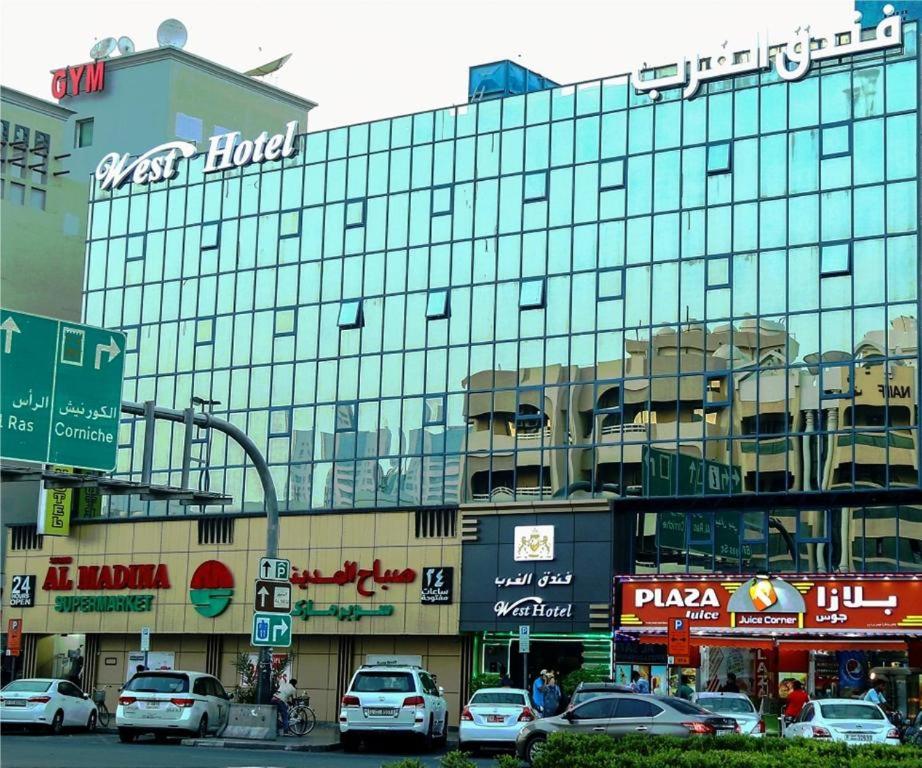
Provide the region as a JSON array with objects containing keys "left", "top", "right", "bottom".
[{"left": 121, "top": 400, "right": 279, "bottom": 705}]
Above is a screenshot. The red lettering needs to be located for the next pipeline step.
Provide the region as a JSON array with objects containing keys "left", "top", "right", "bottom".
[
  {"left": 51, "top": 69, "right": 67, "bottom": 99},
  {"left": 153, "top": 564, "right": 170, "bottom": 589},
  {"left": 137, "top": 564, "right": 155, "bottom": 589},
  {"left": 67, "top": 64, "right": 85, "bottom": 96},
  {"left": 127, "top": 564, "right": 141, "bottom": 589},
  {"left": 42, "top": 566, "right": 73, "bottom": 591},
  {"left": 84, "top": 61, "right": 105, "bottom": 93},
  {"left": 112, "top": 565, "right": 129, "bottom": 589},
  {"left": 77, "top": 566, "right": 99, "bottom": 590},
  {"left": 97, "top": 565, "right": 113, "bottom": 589}
]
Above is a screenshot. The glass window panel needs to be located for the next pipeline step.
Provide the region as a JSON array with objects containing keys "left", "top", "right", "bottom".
[
  {"left": 820, "top": 243, "right": 851, "bottom": 276},
  {"left": 821, "top": 124, "right": 851, "bottom": 158},
  {"left": 338, "top": 299, "right": 364, "bottom": 329},
  {"left": 706, "top": 142, "right": 731, "bottom": 174},
  {"left": 519, "top": 278, "right": 545, "bottom": 310}
]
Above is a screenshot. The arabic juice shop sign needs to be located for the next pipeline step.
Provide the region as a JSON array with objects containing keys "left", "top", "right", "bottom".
[
  {"left": 632, "top": 8, "right": 902, "bottom": 101},
  {"left": 619, "top": 575, "right": 922, "bottom": 634}
]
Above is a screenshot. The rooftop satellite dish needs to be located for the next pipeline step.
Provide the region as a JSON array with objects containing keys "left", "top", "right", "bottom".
[
  {"left": 157, "top": 18, "right": 188, "bottom": 49},
  {"left": 244, "top": 53, "right": 292, "bottom": 77},
  {"left": 90, "top": 37, "right": 117, "bottom": 61},
  {"left": 117, "top": 36, "right": 136, "bottom": 55}
]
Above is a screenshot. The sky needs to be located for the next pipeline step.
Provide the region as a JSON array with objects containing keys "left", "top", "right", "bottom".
[{"left": 2, "top": 0, "right": 857, "bottom": 131}]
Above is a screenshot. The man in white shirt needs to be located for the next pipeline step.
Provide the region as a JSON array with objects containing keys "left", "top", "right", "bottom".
[
  {"left": 863, "top": 680, "right": 888, "bottom": 708},
  {"left": 275, "top": 677, "right": 297, "bottom": 735}
]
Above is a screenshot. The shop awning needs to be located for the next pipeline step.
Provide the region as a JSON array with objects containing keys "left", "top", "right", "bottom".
[{"left": 778, "top": 640, "right": 908, "bottom": 652}]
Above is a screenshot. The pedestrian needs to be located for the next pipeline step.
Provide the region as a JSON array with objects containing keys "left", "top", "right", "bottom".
[
  {"left": 532, "top": 671, "right": 547, "bottom": 716},
  {"left": 677, "top": 674, "right": 695, "bottom": 700},
  {"left": 720, "top": 673, "right": 739, "bottom": 693},
  {"left": 135, "top": 664, "right": 147, "bottom": 675},
  {"left": 784, "top": 680, "right": 809, "bottom": 720},
  {"left": 863, "top": 679, "right": 888, "bottom": 709},
  {"left": 500, "top": 670, "right": 512, "bottom": 687},
  {"left": 630, "top": 670, "right": 650, "bottom": 694},
  {"left": 542, "top": 676, "right": 562, "bottom": 717},
  {"left": 69, "top": 651, "right": 84, "bottom": 686},
  {"left": 274, "top": 676, "right": 296, "bottom": 735}
]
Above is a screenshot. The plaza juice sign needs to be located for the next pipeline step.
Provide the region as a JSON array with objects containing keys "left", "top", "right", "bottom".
[{"left": 619, "top": 575, "right": 922, "bottom": 635}]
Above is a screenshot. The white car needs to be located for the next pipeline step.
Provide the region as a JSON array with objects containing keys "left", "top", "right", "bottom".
[
  {"left": 116, "top": 670, "right": 230, "bottom": 742},
  {"left": 0, "top": 678, "right": 98, "bottom": 733},
  {"left": 692, "top": 692, "right": 764, "bottom": 736},
  {"left": 339, "top": 665, "right": 448, "bottom": 751},
  {"left": 459, "top": 687, "right": 535, "bottom": 752},
  {"left": 784, "top": 698, "right": 900, "bottom": 745}
]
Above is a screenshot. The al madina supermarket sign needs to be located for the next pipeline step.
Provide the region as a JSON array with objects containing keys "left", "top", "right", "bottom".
[{"left": 43, "top": 556, "right": 170, "bottom": 613}]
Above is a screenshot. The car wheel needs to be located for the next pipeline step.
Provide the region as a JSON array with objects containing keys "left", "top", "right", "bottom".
[
  {"left": 526, "top": 734, "right": 547, "bottom": 764},
  {"left": 86, "top": 711, "right": 97, "bottom": 732},
  {"left": 196, "top": 715, "right": 208, "bottom": 738},
  {"left": 436, "top": 714, "right": 448, "bottom": 748},
  {"left": 50, "top": 710, "right": 64, "bottom": 735},
  {"left": 118, "top": 728, "right": 137, "bottom": 743},
  {"left": 340, "top": 732, "right": 359, "bottom": 752}
]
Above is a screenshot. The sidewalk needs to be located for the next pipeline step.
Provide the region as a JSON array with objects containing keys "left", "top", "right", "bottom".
[{"left": 181, "top": 723, "right": 342, "bottom": 752}]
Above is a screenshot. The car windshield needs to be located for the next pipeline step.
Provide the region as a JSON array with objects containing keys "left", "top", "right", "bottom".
[
  {"left": 573, "top": 690, "right": 608, "bottom": 704},
  {"left": 819, "top": 703, "right": 884, "bottom": 721},
  {"left": 2, "top": 680, "right": 52, "bottom": 693},
  {"left": 123, "top": 674, "right": 189, "bottom": 694},
  {"left": 471, "top": 692, "right": 526, "bottom": 706},
  {"left": 697, "top": 697, "right": 756, "bottom": 714},
  {"left": 351, "top": 672, "right": 414, "bottom": 693},
  {"left": 661, "top": 697, "right": 711, "bottom": 715}
]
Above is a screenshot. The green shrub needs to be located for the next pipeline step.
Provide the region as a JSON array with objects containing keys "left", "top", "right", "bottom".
[
  {"left": 382, "top": 760, "right": 426, "bottom": 768},
  {"left": 469, "top": 673, "right": 501, "bottom": 694},
  {"left": 494, "top": 755, "right": 523, "bottom": 768},
  {"left": 531, "top": 732, "right": 617, "bottom": 768},
  {"left": 440, "top": 750, "right": 477, "bottom": 768},
  {"left": 559, "top": 664, "right": 611, "bottom": 696}
]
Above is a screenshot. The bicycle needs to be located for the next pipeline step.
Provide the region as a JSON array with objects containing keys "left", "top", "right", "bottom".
[
  {"left": 92, "top": 690, "right": 111, "bottom": 728},
  {"left": 287, "top": 693, "right": 316, "bottom": 736}
]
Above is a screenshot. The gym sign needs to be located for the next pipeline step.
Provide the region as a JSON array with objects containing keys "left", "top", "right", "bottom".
[{"left": 95, "top": 120, "right": 298, "bottom": 191}]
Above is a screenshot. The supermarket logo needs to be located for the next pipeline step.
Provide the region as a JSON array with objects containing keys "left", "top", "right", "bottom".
[{"left": 189, "top": 560, "right": 234, "bottom": 618}]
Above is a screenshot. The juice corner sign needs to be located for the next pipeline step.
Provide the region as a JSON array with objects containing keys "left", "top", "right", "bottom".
[{"left": 0, "top": 310, "right": 125, "bottom": 472}]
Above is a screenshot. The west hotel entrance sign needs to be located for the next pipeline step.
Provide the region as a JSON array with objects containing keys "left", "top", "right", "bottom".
[{"left": 0, "top": 309, "right": 125, "bottom": 471}]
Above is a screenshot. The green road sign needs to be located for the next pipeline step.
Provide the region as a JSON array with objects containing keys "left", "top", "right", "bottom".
[
  {"left": 642, "top": 445, "right": 742, "bottom": 497},
  {"left": 251, "top": 612, "right": 292, "bottom": 648},
  {"left": 0, "top": 309, "right": 125, "bottom": 471}
]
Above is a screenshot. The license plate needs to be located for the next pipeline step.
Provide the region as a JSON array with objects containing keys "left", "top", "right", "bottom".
[
  {"left": 847, "top": 734, "right": 872, "bottom": 742},
  {"left": 143, "top": 701, "right": 161, "bottom": 709},
  {"left": 4, "top": 700, "right": 26, "bottom": 707},
  {"left": 365, "top": 708, "right": 397, "bottom": 717},
  {"left": 488, "top": 715, "right": 505, "bottom": 723},
  {"left": 716, "top": 728, "right": 735, "bottom": 736}
]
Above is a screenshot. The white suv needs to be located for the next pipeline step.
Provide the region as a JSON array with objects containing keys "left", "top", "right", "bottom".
[{"left": 339, "top": 665, "right": 448, "bottom": 751}]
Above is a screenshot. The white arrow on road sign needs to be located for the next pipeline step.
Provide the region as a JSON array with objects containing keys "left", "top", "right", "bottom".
[
  {"left": 272, "top": 621, "right": 289, "bottom": 643},
  {"left": 257, "top": 585, "right": 270, "bottom": 608},
  {"left": 94, "top": 336, "right": 121, "bottom": 369},
  {"left": 0, "top": 317, "right": 20, "bottom": 354}
]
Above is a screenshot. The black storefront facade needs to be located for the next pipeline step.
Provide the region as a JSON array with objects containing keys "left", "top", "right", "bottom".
[{"left": 459, "top": 500, "right": 614, "bottom": 690}]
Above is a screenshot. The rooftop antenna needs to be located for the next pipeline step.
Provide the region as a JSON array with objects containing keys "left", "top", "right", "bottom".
[
  {"left": 244, "top": 53, "right": 292, "bottom": 77},
  {"left": 117, "top": 36, "right": 136, "bottom": 55},
  {"left": 90, "top": 37, "right": 117, "bottom": 61},
  {"left": 156, "top": 18, "right": 188, "bottom": 49}
]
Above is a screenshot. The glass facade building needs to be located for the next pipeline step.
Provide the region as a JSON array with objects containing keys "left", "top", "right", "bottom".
[{"left": 83, "top": 24, "right": 921, "bottom": 571}]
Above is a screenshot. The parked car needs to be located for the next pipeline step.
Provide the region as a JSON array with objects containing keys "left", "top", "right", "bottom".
[
  {"left": 115, "top": 670, "right": 230, "bottom": 742},
  {"left": 516, "top": 693, "right": 739, "bottom": 763},
  {"left": 0, "top": 678, "right": 98, "bottom": 733},
  {"left": 459, "top": 687, "right": 535, "bottom": 752},
  {"left": 569, "top": 681, "right": 633, "bottom": 709},
  {"left": 339, "top": 664, "right": 448, "bottom": 751},
  {"left": 905, "top": 710, "right": 922, "bottom": 746},
  {"left": 783, "top": 699, "right": 900, "bottom": 745},
  {"left": 692, "top": 692, "right": 764, "bottom": 736}
]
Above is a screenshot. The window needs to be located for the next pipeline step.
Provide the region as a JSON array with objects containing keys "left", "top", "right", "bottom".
[
  {"left": 351, "top": 672, "right": 414, "bottom": 693},
  {"left": 193, "top": 678, "right": 209, "bottom": 696},
  {"left": 432, "top": 184, "right": 452, "bottom": 215},
  {"left": 424, "top": 395, "right": 446, "bottom": 425},
  {"left": 12, "top": 124, "right": 29, "bottom": 150},
  {"left": 820, "top": 243, "right": 851, "bottom": 276},
  {"left": 124, "top": 674, "right": 189, "bottom": 694},
  {"left": 426, "top": 289, "right": 450, "bottom": 319},
  {"left": 126, "top": 234, "right": 145, "bottom": 261},
  {"left": 274, "top": 308, "right": 297, "bottom": 336},
  {"left": 197, "top": 517, "right": 234, "bottom": 545},
  {"left": 338, "top": 299, "right": 363, "bottom": 329},
  {"left": 613, "top": 698, "right": 661, "bottom": 718},
  {"left": 0, "top": 119, "right": 8, "bottom": 161},
  {"left": 345, "top": 199, "right": 366, "bottom": 228},
  {"left": 705, "top": 373, "right": 730, "bottom": 407},
  {"left": 821, "top": 124, "right": 851, "bottom": 158},
  {"left": 820, "top": 362, "right": 853, "bottom": 400},
  {"left": 175, "top": 113, "right": 204, "bottom": 143},
  {"left": 519, "top": 277, "right": 546, "bottom": 309},
  {"left": 75, "top": 118, "right": 94, "bottom": 148},
  {"left": 598, "top": 268, "right": 623, "bottom": 300},
  {"left": 600, "top": 158, "right": 625, "bottom": 190},
  {"left": 10, "top": 525, "right": 42, "bottom": 551},
  {"left": 269, "top": 407, "right": 292, "bottom": 437},
  {"left": 8, "top": 182, "right": 25, "bottom": 205},
  {"left": 33, "top": 130, "right": 50, "bottom": 155},
  {"left": 570, "top": 698, "right": 616, "bottom": 720},
  {"left": 414, "top": 508, "right": 456, "bottom": 537},
  {"left": 707, "top": 256, "right": 731, "bottom": 288},
  {"left": 118, "top": 419, "right": 135, "bottom": 448},
  {"left": 335, "top": 402, "right": 357, "bottom": 431},
  {"left": 280, "top": 210, "right": 300, "bottom": 238},
  {"left": 29, "top": 188, "right": 46, "bottom": 211},
  {"left": 706, "top": 142, "right": 732, "bottom": 174},
  {"left": 201, "top": 223, "right": 220, "bottom": 250},
  {"left": 195, "top": 318, "right": 214, "bottom": 345},
  {"left": 524, "top": 170, "right": 548, "bottom": 202}
]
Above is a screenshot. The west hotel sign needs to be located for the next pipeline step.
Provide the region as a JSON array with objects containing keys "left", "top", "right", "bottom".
[{"left": 619, "top": 575, "right": 922, "bottom": 635}]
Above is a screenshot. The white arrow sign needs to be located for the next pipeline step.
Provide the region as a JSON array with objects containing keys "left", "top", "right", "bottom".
[
  {"left": 257, "top": 585, "right": 270, "bottom": 609},
  {"left": 0, "top": 317, "right": 20, "bottom": 354},
  {"left": 272, "top": 621, "right": 289, "bottom": 643},
  {"left": 94, "top": 336, "right": 121, "bottom": 370}
]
